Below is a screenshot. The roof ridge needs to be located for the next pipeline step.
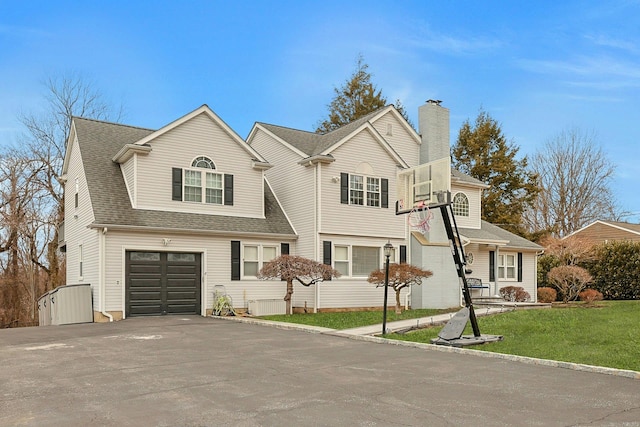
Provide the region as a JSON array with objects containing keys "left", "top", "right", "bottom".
[
  {"left": 73, "top": 116, "right": 156, "bottom": 132},
  {"left": 258, "top": 122, "right": 317, "bottom": 135}
]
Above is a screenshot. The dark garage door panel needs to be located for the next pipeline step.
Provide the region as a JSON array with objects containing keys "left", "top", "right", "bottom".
[{"left": 126, "top": 252, "right": 201, "bottom": 317}]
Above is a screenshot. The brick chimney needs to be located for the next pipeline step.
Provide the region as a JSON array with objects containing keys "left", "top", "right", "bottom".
[{"left": 418, "top": 100, "right": 450, "bottom": 164}]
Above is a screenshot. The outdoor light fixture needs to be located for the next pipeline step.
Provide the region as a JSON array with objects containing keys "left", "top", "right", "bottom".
[{"left": 382, "top": 241, "right": 393, "bottom": 335}]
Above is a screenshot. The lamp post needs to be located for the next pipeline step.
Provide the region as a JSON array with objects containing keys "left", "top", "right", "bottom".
[{"left": 382, "top": 241, "right": 393, "bottom": 335}]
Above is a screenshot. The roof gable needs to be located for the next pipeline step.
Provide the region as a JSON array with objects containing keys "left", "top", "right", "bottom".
[
  {"left": 249, "top": 106, "right": 410, "bottom": 167},
  {"left": 133, "top": 105, "right": 268, "bottom": 163}
]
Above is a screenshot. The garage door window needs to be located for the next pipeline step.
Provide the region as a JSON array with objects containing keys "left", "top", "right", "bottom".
[
  {"left": 168, "top": 253, "right": 196, "bottom": 262},
  {"left": 130, "top": 252, "right": 160, "bottom": 261}
]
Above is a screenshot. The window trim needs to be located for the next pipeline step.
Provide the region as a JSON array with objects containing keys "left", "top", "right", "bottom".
[
  {"left": 498, "top": 253, "right": 517, "bottom": 281},
  {"left": 330, "top": 244, "right": 390, "bottom": 277},
  {"left": 452, "top": 192, "right": 469, "bottom": 217},
  {"left": 344, "top": 173, "right": 386, "bottom": 208},
  {"left": 241, "top": 243, "right": 279, "bottom": 278}
]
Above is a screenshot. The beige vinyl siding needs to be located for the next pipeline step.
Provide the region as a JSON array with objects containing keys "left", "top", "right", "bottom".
[
  {"left": 250, "top": 129, "right": 316, "bottom": 258},
  {"left": 371, "top": 111, "right": 420, "bottom": 167},
  {"left": 120, "top": 155, "right": 135, "bottom": 206},
  {"left": 316, "top": 234, "right": 407, "bottom": 309},
  {"left": 63, "top": 135, "right": 100, "bottom": 302},
  {"left": 135, "top": 112, "right": 265, "bottom": 218},
  {"left": 320, "top": 129, "right": 405, "bottom": 238},
  {"left": 451, "top": 184, "right": 482, "bottom": 229},
  {"left": 103, "top": 230, "right": 294, "bottom": 314}
]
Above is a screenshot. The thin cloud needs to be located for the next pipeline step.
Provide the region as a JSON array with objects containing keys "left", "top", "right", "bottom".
[
  {"left": 407, "top": 27, "right": 504, "bottom": 55},
  {"left": 516, "top": 55, "right": 640, "bottom": 81},
  {"left": 585, "top": 34, "right": 640, "bottom": 55}
]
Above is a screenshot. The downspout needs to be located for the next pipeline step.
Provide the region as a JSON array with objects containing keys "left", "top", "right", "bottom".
[
  {"left": 99, "top": 227, "right": 113, "bottom": 322},
  {"left": 314, "top": 163, "right": 320, "bottom": 313}
]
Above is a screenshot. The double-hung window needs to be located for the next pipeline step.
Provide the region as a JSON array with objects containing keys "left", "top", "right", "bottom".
[
  {"left": 183, "top": 156, "right": 223, "bottom": 204},
  {"left": 243, "top": 244, "right": 278, "bottom": 277},
  {"left": 498, "top": 253, "right": 516, "bottom": 280},
  {"left": 349, "top": 174, "right": 381, "bottom": 206},
  {"left": 341, "top": 173, "right": 387, "bottom": 208}
]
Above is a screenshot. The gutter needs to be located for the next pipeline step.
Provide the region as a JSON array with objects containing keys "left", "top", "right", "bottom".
[
  {"left": 99, "top": 227, "right": 113, "bottom": 322},
  {"left": 88, "top": 223, "right": 297, "bottom": 240}
]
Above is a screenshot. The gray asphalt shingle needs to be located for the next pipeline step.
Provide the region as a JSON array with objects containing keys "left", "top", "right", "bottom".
[{"left": 74, "top": 117, "right": 296, "bottom": 237}]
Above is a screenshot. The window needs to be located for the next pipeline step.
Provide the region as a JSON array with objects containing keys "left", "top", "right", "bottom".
[
  {"left": 334, "top": 246, "right": 349, "bottom": 276},
  {"left": 78, "top": 244, "right": 83, "bottom": 278},
  {"left": 366, "top": 177, "right": 380, "bottom": 207},
  {"left": 349, "top": 175, "right": 363, "bottom": 205},
  {"left": 182, "top": 156, "right": 224, "bottom": 205},
  {"left": 242, "top": 244, "right": 278, "bottom": 277},
  {"left": 352, "top": 246, "right": 380, "bottom": 276},
  {"left": 74, "top": 177, "right": 79, "bottom": 209},
  {"left": 348, "top": 174, "right": 381, "bottom": 207},
  {"left": 498, "top": 254, "right": 516, "bottom": 280},
  {"left": 452, "top": 192, "right": 469, "bottom": 217}
]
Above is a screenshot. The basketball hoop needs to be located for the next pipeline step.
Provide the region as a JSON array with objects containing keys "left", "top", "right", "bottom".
[{"left": 408, "top": 204, "right": 433, "bottom": 234}]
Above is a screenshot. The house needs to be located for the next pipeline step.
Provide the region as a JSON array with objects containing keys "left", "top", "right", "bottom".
[
  {"left": 249, "top": 101, "right": 543, "bottom": 310},
  {"left": 59, "top": 105, "right": 297, "bottom": 320},
  {"left": 59, "top": 101, "right": 542, "bottom": 321},
  {"left": 565, "top": 220, "right": 640, "bottom": 244}
]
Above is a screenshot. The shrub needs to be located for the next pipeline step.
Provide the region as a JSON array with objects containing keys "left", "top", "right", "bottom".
[
  {"left": 579, "top": 289, "right": 603, "bottom": 304},
  {"left": 547, "top": 265, "right": 592, "bottom": 303},
  {"left": 499, "top": 286, "right": 531, "bottom": 302},
  {"left": 537, "top": 287, "right": 557, "bottom": 303},
  {"left": 537, "top": 254, "right": 562, "bottom": 289},
  {"left": 585, "top": 241, "right": 640, "bottom": 300}
]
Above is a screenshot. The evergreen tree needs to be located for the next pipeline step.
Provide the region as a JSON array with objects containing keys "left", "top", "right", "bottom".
[
  {"left": 315, "top": 55, "right": 387, "bottom": 134},
  {"left": 452, "top": 109, "right": 539, "bottom": 237}
]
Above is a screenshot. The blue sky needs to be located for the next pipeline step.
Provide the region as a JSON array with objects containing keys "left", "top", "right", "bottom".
[{"left": 1, "top": 1, "right": 639, "bottom": 221}]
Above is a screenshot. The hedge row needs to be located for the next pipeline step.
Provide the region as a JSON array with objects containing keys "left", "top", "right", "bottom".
[{"left": 538, "top": 240, "right": 640, "bottom": 300}]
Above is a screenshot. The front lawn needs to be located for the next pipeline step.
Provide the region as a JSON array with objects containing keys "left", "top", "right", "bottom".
[
  {"left": 260, "top": 308, "right": 456, "bottom": 330},
  {"left": 388, "top": 301, "right": 640, "bottom": 372}
]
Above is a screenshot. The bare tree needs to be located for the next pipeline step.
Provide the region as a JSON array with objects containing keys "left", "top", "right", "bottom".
[
  {"left": 258, "top": 255, "right": 341, "bottom": 315},
  {"left": 18, "top": 73, "right": 123, "bottom": 290},
  {"left": 547, "top": 265, "right": 592, "bottom": 303},
  {"left": 525, "top": 128, "right": 619, "bottom": 237},
  {"left": 367, "top": 263, "right": 432, "bottom": 314}
]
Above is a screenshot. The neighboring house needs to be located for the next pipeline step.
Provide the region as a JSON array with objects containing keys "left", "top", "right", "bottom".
[
  {"left": 60, "top": 101, "right": 542, "bottom": 321},
  {"left": 59, "top": 105, "right": 297, "bottom": 320},
  {"left": 565, "top": 220, "right": 640, "bottom": 244}
]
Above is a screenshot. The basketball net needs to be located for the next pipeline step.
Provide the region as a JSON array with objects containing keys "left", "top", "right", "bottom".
[{"left": 408, "top": 202, "right": 433, "bottom": 234}]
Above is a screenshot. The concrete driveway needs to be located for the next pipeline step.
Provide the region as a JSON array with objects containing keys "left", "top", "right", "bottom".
[{"left": 0, "top": 316, "right": 638, "bottom": 426}]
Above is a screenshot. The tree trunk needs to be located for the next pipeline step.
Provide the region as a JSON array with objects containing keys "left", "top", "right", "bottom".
[
  {"left": 395, "top": 289, "right": 402, "bottom": 314},
  {"left": 284, "top": 279, "right": 294, "bottom": 315}
]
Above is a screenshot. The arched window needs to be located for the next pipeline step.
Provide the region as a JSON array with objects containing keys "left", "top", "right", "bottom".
[
  {"left": 452, "top": 192, "right": 469, "bottom": 217},
  {"left": 192, "top": 156, "right": 215, "bottom": 169}
]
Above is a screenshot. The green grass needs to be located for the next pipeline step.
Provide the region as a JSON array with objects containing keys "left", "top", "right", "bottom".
[
  {"left": 260, "top": 308, "right": 457, "bottom": 330},
  {"left": 261, "top": 301, "right": 640, "bottom": 372},
  {"left": 388, "top": 301, "right": 640, "bottom": 372}
]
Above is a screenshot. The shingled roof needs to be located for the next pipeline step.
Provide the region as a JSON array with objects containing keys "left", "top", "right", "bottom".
[
  {"left": 73, "top": 117, "right": 296, "bottom": 237},
  {"left": 257, "top": 108, "right": 387, "bottom": 157},
  {"left": 459, "top": 221, "right": 542, "bottom": 250}
]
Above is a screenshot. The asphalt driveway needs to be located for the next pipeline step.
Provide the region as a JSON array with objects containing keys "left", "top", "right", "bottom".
[{"left": 0, "top": 316, "right": 638, "bottom": 426}]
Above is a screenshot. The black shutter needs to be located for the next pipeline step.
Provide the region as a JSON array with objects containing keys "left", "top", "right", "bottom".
[
  {"left": 340, "top": 173, "right": 349, "bottom": 204},
  {"left": 224, "top": 174, "right": 234, "bottom": 206},
  {"left": 172, "top": 168, "right": 182, "bottom": 201},
  {"left": 323, "top": 241, "right": 332, "bottom": 265},
  {"left": 231, "top": 241, "right": 240, "bottom": 280},
  {"left": 400, "top": 245, "right": 407, "bottom": 264},
  {"left": 381, "top": 178, "right": 388, "bottom": 208},
  {"left": 323, "top": 241, "right": 332, "bottom": 281},
  {"left": 489, "top": 250, "right": 495, "bottom": 282},
  {"left": 517, "top": 252, "right": 523, "bottom": 282},
  {"left": 281, "top": 243, "right": 290, "bottom": 255}
]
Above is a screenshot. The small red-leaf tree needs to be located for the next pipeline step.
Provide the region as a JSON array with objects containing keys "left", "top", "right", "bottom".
[
  {"left": 367, "top": 263, "right": 433, "bottom": 314},
  {"left": 258, "top": 255, "right": 341, "bottom": 315}
]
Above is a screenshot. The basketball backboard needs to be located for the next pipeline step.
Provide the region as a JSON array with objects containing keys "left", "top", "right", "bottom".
[{"left": 396, "top": 156, "right": 451, "bottom": 214}]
